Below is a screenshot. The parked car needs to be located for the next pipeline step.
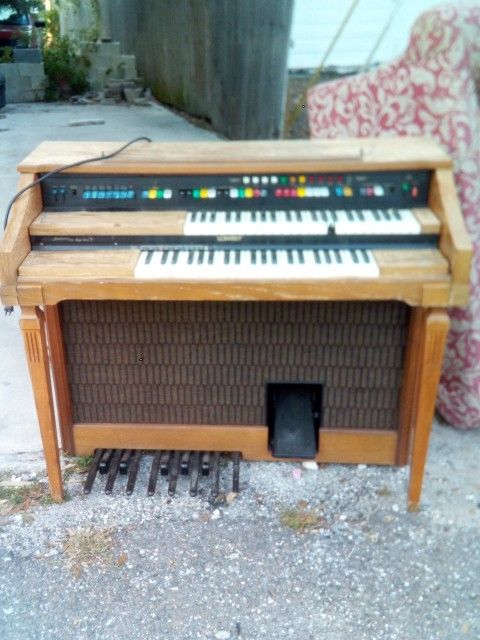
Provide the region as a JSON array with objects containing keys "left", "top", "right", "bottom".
[{"left": 0, "top": 8, "right": 34, "bottom": 48}]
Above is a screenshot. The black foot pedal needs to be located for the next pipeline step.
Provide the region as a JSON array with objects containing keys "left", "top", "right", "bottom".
[
  {"left": 268, "top": 384, "right": 321, "bottom": 458},
  {"left": 147, "top": 452, "right": 162, "bottom": 496},
  {"left": 82, "top": 449, "right": 241, "bottom": 498},
  {"left": 189, "top": 451, "right": 200, "bottom": 496},
  {"left": 201, "top": 452, "right": 210, "bottom": 476},
  {"left": 83, "top": 449, "right": 102, "bottom": 494},
  {"left": 126, "top": 450, "right": 141, "bottom": 495},
  {"left": 168, "top": 451, "right": 181, "bottom": 496},
  {"left": 105, "top": 449, "right": 122, "bottom": 494},
  {"left": 119, "top": 449, "right": 132, "bottom": 474},
  {"left": 180, "top": 451, "right": 190, "bottom": 475},
  {"left": 99, "top": 449, "right": 113, "bottom": 474},
  {"left": 211, "top": 452, "right": 220, "bottom": 498},
  {"left": 232, "top": 452, "right": 240, "bottom": 493},
  {"left": 160, "top": 451, "right": 170, "bottom": 476}
]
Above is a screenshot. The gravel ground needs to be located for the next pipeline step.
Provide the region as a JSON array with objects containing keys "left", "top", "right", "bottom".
[{"left": 1, "top": 421, "right": 479, "bottom": 640}]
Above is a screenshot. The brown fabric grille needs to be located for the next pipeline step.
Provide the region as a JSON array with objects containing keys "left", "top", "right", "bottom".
[{"left": 60, "top": 300, "right": 409, "bottom": 429}]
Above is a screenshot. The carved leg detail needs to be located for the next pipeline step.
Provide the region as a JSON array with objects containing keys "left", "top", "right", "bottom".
[
  {"left": 407, "top": 309, "right": 450, "bottom": 512},
  {"left": 20, "top": 306, "right": 64, "bottom": 502},
  {"left": 45, "top": 305, "right": 74, "bottom": 455}
]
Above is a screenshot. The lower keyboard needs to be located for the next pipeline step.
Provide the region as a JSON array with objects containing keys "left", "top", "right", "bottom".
[{"left": 134, "top": 247, "right": 379, "bottom": 279}]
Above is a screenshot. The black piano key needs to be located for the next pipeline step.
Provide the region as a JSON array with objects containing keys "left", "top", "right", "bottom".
[
  {"left": 311, "top": 210, "right": 319, "bottom": 221},
  {"left": 235, "top": 211, "right": 241, "bottom": 222},
  {"left": 147, "top": 451, "right": 162, "bottom": 496},
  {"left": 261, "top": 250, "right": 267, "bottom": 265},
  {"left": 145, "top": 251, "right": 153, "bottom": 265},
  {"left": 331, "top": 210, "right": 338, "bottom": 222},
  {"left": 187, "top": 252, "right": 194, "bottom": 265},
  {"left": 200, "top": 211, "right": 207, "bottom": 222},
  {"left": 211, "top": 452, "right": 220, "bottom": 498},
  {"left": 314, "top": 250, "right": 321, "bottom": 264},
  {"left": 295, "top": 210, "right": 302, "bottom": 222},
  {"left": 361, "top": 249, "right": 371, "bottom": 262},
  {"left": 251, "top": 211, "right": 257, "bottom": 222},
  {"left": 325, "top": 250, "right": 332, "bottom": 264},
  {"left": 83, "top": 449, "right": 102, "bottom": 494},
  {"left": 334, "top": 250, "right": 342, "bottom": 263},
  {"left": 168, "top": 451, "right": 181, "bottom": 496},
  {"left": 320, "top": 210, "right": 327, "bottom": 222},
  {"left": 358, "top": 210, "right": 365, "bottom": 221},
  {"left": 287, "top": 250, "right": 294, "bottom": 264},
  {"left": 160, "top": 252, "right": 169, "bottom": 265},
  {"left": 383, "top": 210, "right": 391, "bottom": 220},
  {"left": 232, "top": 453, "right": 240, "bottom": 493},
  {"left": 171, "top": 251, "right": 179, "bottom": 265},
  {"left": 393, "top": 209, "right": 401, "bottom": 220},
  {"left": 271, "top": 211, "right": 277, "bottom": 222},
  {"left": 119, "top": 449, "right": 132, "bottom": 475},
  {"left": 272, "top": 251, "right": 277, "bottom": 265},
  {"left": 198, "top": 251, "right": 204, "bottom": 265},
  {"left": 208, "top": 211, "right": 216, "bottom": 222},
  {"left": 126, "top": 450, "right": 141, "bottom": 495},
  {"left": 251, "top": 251, "right": 257, "bottom": 265},
  {"left": 347, "top": 210, "right": 354, "bottom": 221},
  {"left": 207, "top": 251, "right": 214, "bottom": 265},
  {"left": 225, "top": 211, "right": 231, "bottom": 222},
  {"left": 99, "top": 449, "right": 113, "bottom": 474},
  {"left": 189, "top": 451, "right": 200, "bottom": 496},
  {"left": 373, "top": 209, "right": 381, "bottom": 221},
  {"left": 105, "top": 449, "right": 122, "bottom": 495},
  {"left": 190, "top": 211, "right": 198, "bottom": 222},
  {"left": 160, "top": 450, "right": 171, "bottom": 476},
  {"left": 298, "top": 250, "right": 305, "bottom": 264},
  {"left": 352, "top": 250, "right": 359, "bottom": 264},
  {"left": 235, "top": 251, "right": 241, "bottom": 264},
  {"left": 224, "top": 251, "right": 230, "bottom": 265},
  {"left": 260, "top": 211, "right": 266, "bottom": 222},
  {"left": 286, "top": 211, "right": 292, "bottom": 222}
]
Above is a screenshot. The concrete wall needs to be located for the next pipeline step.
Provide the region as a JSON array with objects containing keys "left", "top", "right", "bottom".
[
  {"left": 105, "top": 0, "right": 294, "bottom": 139},
  {"left": 0, "top": 62, "right": 46, "bottom": 103}
]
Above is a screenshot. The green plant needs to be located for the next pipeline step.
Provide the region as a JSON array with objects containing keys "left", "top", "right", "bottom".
[
  {"left": 0, "top": 46, "right": 14, "bottom": 63},
  {"left": 43, "top": 40, "right": 89, "bottom": 99}
]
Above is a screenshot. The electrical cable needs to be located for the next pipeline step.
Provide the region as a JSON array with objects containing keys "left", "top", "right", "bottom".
[
  {"left": 2, "top": 136, "right": 152, "bottom": 314},
  {"left": 2, "top": 136, "right": 152, "bottom": 231}
]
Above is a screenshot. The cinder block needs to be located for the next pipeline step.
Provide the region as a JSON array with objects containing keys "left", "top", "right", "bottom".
[
  {"left": 96, "top": 42, "right": 121, "bottom": 57},
  {"left": 30, "top": 75, "right": 46, "bottom": 91},
  {"left": 18, "top": 63, "right": 45, "bottom": 77},
  {"left": 0, "top": 64, "right": 20, "bottom": 80}
]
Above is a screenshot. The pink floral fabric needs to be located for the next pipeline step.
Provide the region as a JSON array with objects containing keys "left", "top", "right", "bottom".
[{"left": 307, "top": 4, "right": 480, "bottom": 428}]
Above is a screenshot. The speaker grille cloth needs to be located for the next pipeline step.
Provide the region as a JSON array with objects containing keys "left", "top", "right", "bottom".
[{"left": 60, "top": 300, "right": 409, "bottom": 429}]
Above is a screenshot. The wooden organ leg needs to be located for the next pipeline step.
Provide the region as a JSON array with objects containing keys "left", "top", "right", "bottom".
[
  {"left": 44, "top": 305, "right": 75, "bottom": 455},
  {"left": 20, "top": 306, "right": 64, "bottom": 502},
  {"left": 407, "top": 308, "right": 450, "bottom": 512}
]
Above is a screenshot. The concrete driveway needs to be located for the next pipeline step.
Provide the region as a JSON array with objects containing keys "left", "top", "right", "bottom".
[{"left": 0, "top": 101, "right": 217, "bottom": 456}]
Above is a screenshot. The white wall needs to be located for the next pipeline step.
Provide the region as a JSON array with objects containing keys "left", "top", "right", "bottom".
[{"left": 288, "top": 0, "right": 462, "bottom": 70}]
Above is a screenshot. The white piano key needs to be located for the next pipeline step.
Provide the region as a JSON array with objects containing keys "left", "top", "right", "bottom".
[
  {"left": 335, "top": 208, "right": 421, "bottom": 235},
  {"left": 135, "top": 248, "right": 379, "bottom": 280}
]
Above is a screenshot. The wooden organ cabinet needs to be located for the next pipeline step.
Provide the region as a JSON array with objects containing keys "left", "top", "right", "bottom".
[{"left": 0, "top": 138, "right": 472, "bottom": 509}]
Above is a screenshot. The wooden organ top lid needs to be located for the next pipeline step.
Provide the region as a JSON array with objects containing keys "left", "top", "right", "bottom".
[{"left": 17, "top": 136, "right": 452, "bottom": 175}]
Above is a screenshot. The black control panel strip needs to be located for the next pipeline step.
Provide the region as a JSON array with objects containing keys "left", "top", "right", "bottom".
[
  {"left": 31, "top": 233, "right": 440, "bottom": 251},
  {"left": 40, "top": 170, "right": 431, "bottom": 211}
]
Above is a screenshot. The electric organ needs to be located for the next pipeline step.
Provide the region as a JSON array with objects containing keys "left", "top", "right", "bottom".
[{"left": 0, "top": 138, "right": 471, "bottom": 509}]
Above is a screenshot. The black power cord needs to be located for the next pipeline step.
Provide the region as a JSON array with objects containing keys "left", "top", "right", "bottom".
[
  {"left": 2, "top": 136, "right": 152, "bottom": 231},
  {"left": 2, "top": 136, "right": 152, "bottom": 314}
]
